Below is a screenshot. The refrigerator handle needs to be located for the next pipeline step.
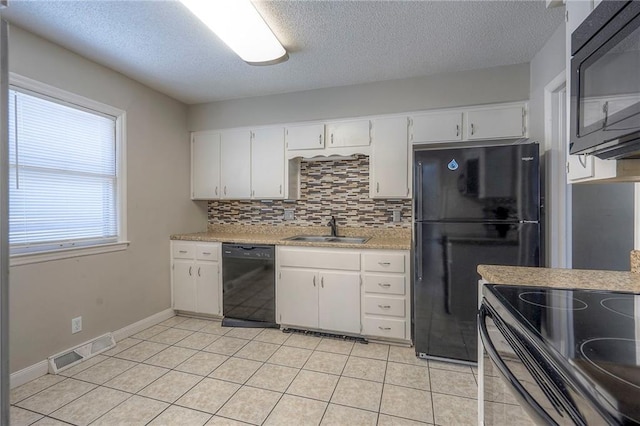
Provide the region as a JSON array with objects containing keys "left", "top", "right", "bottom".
[
  {"left": 416, "top": 223, "right": 423, "bottom": 281},
  {"left": 416, "top": 161, "right": 423, "bottom": 221}
]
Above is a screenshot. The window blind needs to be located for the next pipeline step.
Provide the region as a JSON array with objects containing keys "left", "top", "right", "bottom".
[{"left": 8, "top": 89, "right": 119, "bottom": 253}]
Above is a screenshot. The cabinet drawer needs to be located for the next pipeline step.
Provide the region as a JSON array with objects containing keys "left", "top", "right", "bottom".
[
  {"left": 172, "top": 242, "right": 195, "bottom": 259},
  {"left": 363, "top": 274, "right": 405, "bottom": 295},
  {"left": 278, "top": 247, "right": 360, "bottom": 271},
  {"left": 363, "top": 252, "right": 405, "bottom": 273},
  {"left": 196, "top": 244, "right": 219, "bottom": 261},
  {"left": 364, "top": 295, "right": 405, "bottom": 317},
  {"left": 363, "top": 317, "right": 406, "bottom": 340}
]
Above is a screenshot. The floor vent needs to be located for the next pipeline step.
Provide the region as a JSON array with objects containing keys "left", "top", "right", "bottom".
[{"left": 48, "top": 333, "right": 116, "bottom": 374}]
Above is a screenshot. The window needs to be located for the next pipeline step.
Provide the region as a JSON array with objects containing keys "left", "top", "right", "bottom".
[{"left": 8, "top": 76, "right": 127, "bottom": 263}]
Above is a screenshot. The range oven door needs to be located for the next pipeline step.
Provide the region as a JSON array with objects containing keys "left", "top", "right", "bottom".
[{"left": 479, "top": 304, "right": 583, "bottom": 426}]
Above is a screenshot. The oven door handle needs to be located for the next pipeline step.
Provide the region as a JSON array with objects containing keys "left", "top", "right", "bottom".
[{"left": 479, "top": 304, "right": 557, "bottom": 425}]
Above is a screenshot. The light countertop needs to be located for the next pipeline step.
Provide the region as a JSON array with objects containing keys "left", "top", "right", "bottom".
[
  {"left": 478, "top": 264, "right": 640, "bottom": 293},
  {"left": 171, "top": 224, "right": 411, "bottom": 250}
]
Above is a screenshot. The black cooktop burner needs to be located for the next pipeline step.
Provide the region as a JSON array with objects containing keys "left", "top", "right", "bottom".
[
  {"left": 601, "top": 297, "right": 635, "bottom": 319},
  {"left": 517, "top": 290, "right": 588, "bottom": 310},
  {"left": 485, "top": 285, "right": 640, "bottom": 424}
]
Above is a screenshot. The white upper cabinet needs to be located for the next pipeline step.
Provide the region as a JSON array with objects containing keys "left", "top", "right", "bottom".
[
  {"left": 410, "top": 111, "right": 463, "bottom": 144},
  {"left": 370, "top": 116, "right": 410, "bottom": 199},
  {"left": 326, "top": 119, "right": 371, "bottom": 148},
  {"left": 220, "top": 129, "right": 252, "bottom": 199},
  {"left": 285, "top": 123, "right": 325, "bottom": 150},
  {"left": 251, "top": 127, "right": 285, "bottom": 198},
  {"left": 191, "top": 131, "right": 220, "bottom": 200},
  {"left": 466, "top": 105, "right": 526, "bottom": 140}
]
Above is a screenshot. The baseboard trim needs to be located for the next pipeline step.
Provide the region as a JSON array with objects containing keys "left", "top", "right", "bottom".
[
  {"left": 112, "top": 308, "right": 175, "bottom": 342},
  {"left": 10, "top": 360, "right": 49, "bottom": 389},
  {"left": 10, "top": 308, "right": 176, "bottom": 389}
]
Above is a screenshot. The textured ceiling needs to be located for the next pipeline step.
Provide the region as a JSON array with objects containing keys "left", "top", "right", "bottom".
[{"left": 3, "top": 0, "right": 564, "bottom": 105}]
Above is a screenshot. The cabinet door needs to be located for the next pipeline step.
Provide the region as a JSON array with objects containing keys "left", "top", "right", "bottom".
[
  {"left": 285, "top": 124, "right": 325, "bottom": 150},
  {"left": 220, "top": 129, "right": 251, "bottom": 199},
  {"left": 466, "top": 106, "right": 525, "bottom": 140},
  {"left": 411, "top": 112, "right": 462, "bottom": 143},
  {"left": 326, "top": 120, "right": 370, "bottom": 148},
  {"left": 370, "top": 116, "right": 410, "bottom": 199},
  {"left": 195, "top": 262, "right": 221, "bottom": 316},
  {"left": 251, "top": 127, "right": 285, "bottom": 198},
  {"left": 567, "top": 154, "right": 595, "bottom": 181},
  {"left": 191, "top": 131, "right": 220, "bottom": 200},
  {"left": 318, "top": 271, "right": 360, "bottom": 334},
  {"left": 277, "top": 269, "right": 318, "bottom": 328},
  {"left": 173, "top": 260, "right": 196, "bottom": 312}
]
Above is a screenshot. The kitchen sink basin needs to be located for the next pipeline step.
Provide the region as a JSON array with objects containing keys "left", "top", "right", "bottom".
[{"left": 284, "top": 235, "right": 370, "bottom": 244}]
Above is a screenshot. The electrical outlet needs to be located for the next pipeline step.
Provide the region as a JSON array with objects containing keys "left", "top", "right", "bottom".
[
  {"left": 71, "top": 316, "right": 82, "bottom": 334},
  {"left": 392, "top": 209, "right": 401, "bottom": 223},
  {"left": 284, "top": 209, "right": 295, "bottom": 220}
]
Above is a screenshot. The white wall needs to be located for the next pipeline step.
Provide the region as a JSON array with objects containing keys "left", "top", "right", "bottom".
[
  {"left": 8, "top": 26, "right": 206, "bottom": 372},
  {"left": 188, "top": 63, "right": 530, "bottom": 131}
]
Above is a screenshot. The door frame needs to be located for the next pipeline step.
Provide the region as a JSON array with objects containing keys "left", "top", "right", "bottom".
[{"left": 544, "top": 70, "right": 572, "bottom": 268}]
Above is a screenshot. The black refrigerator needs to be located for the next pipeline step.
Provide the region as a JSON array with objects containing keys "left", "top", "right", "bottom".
[{"left": 413, "top": 143, "right": 541, "bottom": 363}]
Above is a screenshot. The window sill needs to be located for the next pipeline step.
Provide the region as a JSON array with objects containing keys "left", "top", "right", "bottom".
[{"left": 10, "top": 241, "right": 130, "bottom": 266}]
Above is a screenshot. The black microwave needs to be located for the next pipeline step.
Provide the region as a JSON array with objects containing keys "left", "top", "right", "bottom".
[{"left": 570, "top": 0, "right": 640, "bottom": 159}]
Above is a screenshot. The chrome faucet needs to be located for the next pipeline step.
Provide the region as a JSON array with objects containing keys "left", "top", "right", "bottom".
[{"left": 327, "top": 215, "right": 338, "bottom": 237}]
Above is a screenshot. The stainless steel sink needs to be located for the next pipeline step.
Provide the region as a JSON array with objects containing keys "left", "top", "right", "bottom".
[{"left": 284, "top": 235, "right": 370, "bottom": 244}]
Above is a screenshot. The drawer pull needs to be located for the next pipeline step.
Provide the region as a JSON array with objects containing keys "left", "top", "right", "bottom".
[
  {"left": 179, "top": 250, "right": 188, "bottom": 254},
  {"left": 378, "top": 304, "right": 391, "bottom": 309},
  {"left": 202, "top": 252, "right": 211, "bottom": 255},
  {"left": 378, "top": 262, "right": 391, "bottom": 266},
  {"left": 378, "top": 283, "right": 391, "bottom": 288},
  {"left": 378, "top": 326, "right": 392, "bottom": 330}
]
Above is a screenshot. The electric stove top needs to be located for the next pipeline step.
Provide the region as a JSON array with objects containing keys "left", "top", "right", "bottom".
[{"left": 484, "top": 284, "right": 640, "bottom": 424}]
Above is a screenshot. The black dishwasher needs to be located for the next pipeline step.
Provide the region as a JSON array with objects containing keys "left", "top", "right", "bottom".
[{"left": 221, "top": 244, "right": 277, "bottom": 328}]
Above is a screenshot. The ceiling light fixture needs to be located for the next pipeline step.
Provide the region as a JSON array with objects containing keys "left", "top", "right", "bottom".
[{"left": 179, "top": 0, "right": 288, "bottom": 66}]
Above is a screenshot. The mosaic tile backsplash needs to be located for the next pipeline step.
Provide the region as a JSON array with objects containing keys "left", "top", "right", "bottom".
[{"left": 207, "top": 155, "right": 412, "bottom": 228}]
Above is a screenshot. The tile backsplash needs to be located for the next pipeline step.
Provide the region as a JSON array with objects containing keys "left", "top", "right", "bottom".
[{"left": 207, "top": 155, "right": 412, "bottom": 228}]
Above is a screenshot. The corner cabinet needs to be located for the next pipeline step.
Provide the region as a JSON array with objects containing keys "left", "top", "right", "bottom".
[
  {"left": 191, "top": 131, "right": 221, "bottom": 200},
  {"left": 370, "top": 116, "right": 410, "bottom": 199},
  {"left": 171, "top": 241, "right": 222, "bottom": 316}
]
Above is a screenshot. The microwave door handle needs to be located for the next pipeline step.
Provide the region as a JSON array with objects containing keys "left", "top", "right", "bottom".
[{"left": 479, "top": 305, "right": 557, "bottom": 426}]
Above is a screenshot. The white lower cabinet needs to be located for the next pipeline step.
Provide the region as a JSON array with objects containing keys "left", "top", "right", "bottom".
[
  {"left": 277, "top": 247, "right": 361, "bottom": 335},
  {"left": 171, "top": 241, "right": 222, "bottom": 316},
  {"left": 276, "top": 246, "right": 411, "bottom": 342},
  {"left": 361, "top": 250, "right": 411, "bottom": 341}
]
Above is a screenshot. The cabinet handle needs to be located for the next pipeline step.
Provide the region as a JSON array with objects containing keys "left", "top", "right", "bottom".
[
  {"left": 321, "top": 277, "right": 324, "bottom": 288},
  {"left": 279, "top": 184, "right": 282, "bottom": 194},
  {"left": 179, "top": 250, "right": 188, "bottom": 254},
  {"left": 376, "top": 182, "right": 379, "bottom": 193},
  {"left": 378, "top": 326, "right": 392, "bottom": 331},
  {"left": 456, "top": 124, "right": 460, "bottom": 137},
  {"left": 378, "top": 283, "right": 391, "bottom": 288},
  {"left": 224, "top": 186, "right": 227, "bottom": 195},
  {"left": 319, "top": 134, "right": 322, "bottom": 145},
  {"left": 471, "top": 123, "right": 475, "bottom": 135},
  {"left": 215, "top": 186, "right": 218, "bottom": 196},
  {"left": 331, "top": 133, "right": 334, "bottom": 144},
  {"left": 188, "top": 266, "right": 192, "bottom": 276},
  {"left": 378, "top": 304, "right": 391, "bottom": 309},
  {"left": 202, "top": 252, "right": 211, "bottom": 255},
  {"left": 313, "top": 276, "right": 316, "bottom": 287},
  {"left": 252, "top": 190, "right": 255, "bottom": 196},
  {"left": 197, "top": 267, "right": 201, "bottom": 277},
  {"left": 378, "top": 262, "right": 391, "bottom": 266}
]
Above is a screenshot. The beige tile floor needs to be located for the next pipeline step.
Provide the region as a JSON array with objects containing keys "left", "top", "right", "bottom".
[{"left": 10, "top": 315, "right": 479, "bottom": 425}]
